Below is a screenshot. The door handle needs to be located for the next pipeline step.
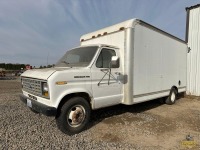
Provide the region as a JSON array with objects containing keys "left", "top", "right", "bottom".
[{"left": 100, "top": 69, "right": 109, "bottom": 72}]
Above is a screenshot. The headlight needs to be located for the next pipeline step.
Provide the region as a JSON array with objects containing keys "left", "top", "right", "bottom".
[
  {"left": 42, "top": 82, "right": 49, "bottom": 97},
  {"left": 42, "top": 83, "right": 48, "bottom": 92}
]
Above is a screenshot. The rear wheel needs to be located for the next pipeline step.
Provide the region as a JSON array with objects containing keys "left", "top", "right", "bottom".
[
  {"left": 56, "top": 97, "right": 91, "bottom": 135},
  {"left": 165, "top": 88, "right": 177, "bottom": 105}
]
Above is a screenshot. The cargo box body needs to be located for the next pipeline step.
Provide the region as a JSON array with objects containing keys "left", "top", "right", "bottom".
[{"left": 81, "top": 19, "right": 187, "bottom": 105}]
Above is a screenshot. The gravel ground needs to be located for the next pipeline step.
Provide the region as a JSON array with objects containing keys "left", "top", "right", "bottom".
[{"left": 0, "top": 80, "right": 200, "bottom": 150}]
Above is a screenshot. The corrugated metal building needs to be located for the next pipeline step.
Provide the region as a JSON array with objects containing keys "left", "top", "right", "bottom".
[{"left": 186, "top": 4, "right": 200, "bottom": 96}]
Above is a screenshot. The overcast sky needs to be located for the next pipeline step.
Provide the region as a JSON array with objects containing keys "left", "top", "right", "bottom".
[{"left": 0, "top": 0, "right": 199, "bottom": 67}]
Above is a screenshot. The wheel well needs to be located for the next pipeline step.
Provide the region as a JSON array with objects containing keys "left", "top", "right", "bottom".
[
  {"left": 56, "top": 92, "right": 91, "bottom": 117},
  {"left": 172, "top": 86, "right": 178, "bottom": 94}
]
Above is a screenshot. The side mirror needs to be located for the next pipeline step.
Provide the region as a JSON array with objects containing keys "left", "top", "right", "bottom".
[{"left": 111, "top": 56, "right": 119, "bottom": 68}]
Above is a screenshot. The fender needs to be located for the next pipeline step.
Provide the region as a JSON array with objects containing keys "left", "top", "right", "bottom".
[{"left": 55, "top": 88, "right": 93, "bottom": 109}]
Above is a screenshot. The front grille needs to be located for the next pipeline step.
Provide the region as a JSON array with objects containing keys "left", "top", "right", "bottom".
[{"left": 22, "top": 77, "right": 43, "bottom": 97}]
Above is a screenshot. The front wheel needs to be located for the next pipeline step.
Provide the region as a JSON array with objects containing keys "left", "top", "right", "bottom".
[
  {"left": 56, "top": 97, "right": 91, "bottom": 135},
  {"left": 29, "top": 108, "right": 39, "bottom": 114},
  {"left": 165, "top": 88, "right": 177, "bottom": 105}
]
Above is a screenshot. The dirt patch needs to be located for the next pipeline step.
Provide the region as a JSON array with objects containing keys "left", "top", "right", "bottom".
[{"left": 89, "top": 98, "right": 200, "bottom": 149}]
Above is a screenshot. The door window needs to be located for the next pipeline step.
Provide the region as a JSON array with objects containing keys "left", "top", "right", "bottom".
[{"left": 96, "top": 48, "right": 116, "bottom": 68}]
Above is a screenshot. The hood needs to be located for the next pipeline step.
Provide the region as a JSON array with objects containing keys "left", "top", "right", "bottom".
[{"left": 21, "top": 68, "right": 61, "bottom": 80}]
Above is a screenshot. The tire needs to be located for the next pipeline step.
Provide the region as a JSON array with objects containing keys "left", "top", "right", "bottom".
[
  {"left": 56, "top": 97, "right": 91, "bottom": 135},
  {"left": 165, "top": 88, "right": 177, "bottom": 105},
  {"left": 29, "top": 108, "right": 39, "bottom": 114}
]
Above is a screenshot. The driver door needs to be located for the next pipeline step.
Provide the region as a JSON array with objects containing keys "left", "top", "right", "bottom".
[{"left": 91, "top": 47, "right": 122, "bottom": 108}]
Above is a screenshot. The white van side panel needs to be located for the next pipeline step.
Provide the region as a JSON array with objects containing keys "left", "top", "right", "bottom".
[
  {"left": 133, "top": 24, "right": 187, "bottom": 103},
  {"left": 80, "top": 20, "right": 187, "bottom": 106}
]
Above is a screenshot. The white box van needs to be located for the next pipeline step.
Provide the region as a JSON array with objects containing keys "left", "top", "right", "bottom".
[{"left": 20, "top": 19, "right": 187, "bottom": 135}]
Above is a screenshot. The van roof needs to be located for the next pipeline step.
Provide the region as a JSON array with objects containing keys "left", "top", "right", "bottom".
[
  {"left": 80, "top": 18, "right": 138, "bottom": 42},
  {"left": 80, "top": 18, "right": 185, "bottom": 44},
  {"left": 77, "top": 44, "right": 118, "bottom": 49}
]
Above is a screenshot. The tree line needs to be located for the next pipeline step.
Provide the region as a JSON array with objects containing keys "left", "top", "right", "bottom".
[
  {"left": 0, "top": 63, "right": 26, "bottom": 70},
  {"left": 39, "top": 64, "right": 55, "bottom": 68}
]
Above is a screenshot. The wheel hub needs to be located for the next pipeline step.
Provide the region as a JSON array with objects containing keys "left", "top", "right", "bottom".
[
  {"left": 72, "top": 108, "right": 84, "bottom": 124},
  {"left": 68, "top": 105, "right": 86, "bottom": 127},
  {"left": 171, "top": 92, "right": 176, "bottom": 102}
]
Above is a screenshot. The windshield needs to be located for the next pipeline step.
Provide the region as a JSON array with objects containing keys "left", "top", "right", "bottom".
[{"left": 55, "top": 46, "right": 98, "bottom": 67}]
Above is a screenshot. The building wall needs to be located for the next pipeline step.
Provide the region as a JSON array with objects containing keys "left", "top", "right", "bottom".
[{"left": 186, "top": 4, "right": 200, "bottom": 96}]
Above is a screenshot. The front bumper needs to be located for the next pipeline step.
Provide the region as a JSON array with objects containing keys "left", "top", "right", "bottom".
[{"left": 19, "top": 94, "right": 57, "bottom": 116}]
